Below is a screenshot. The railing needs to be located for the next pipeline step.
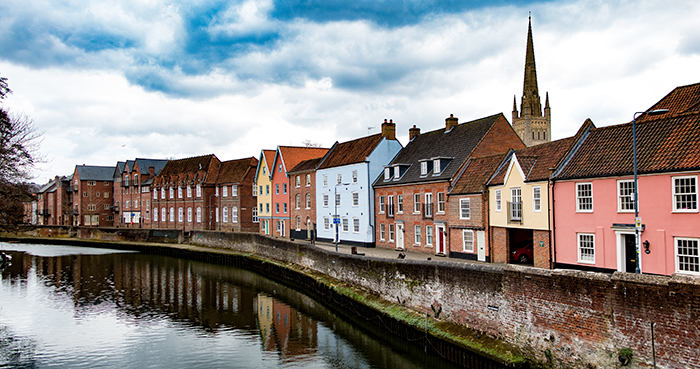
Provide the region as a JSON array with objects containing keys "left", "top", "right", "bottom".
[
  {"left": 508, "top": 201, "right": 522, "bottom": 222},
  {"left": 424, "top": 203, "right": 434, "bottom": 218}
]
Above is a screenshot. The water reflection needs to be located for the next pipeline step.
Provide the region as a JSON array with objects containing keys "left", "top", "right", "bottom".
[{"left": 0, "top": 243, "right": 464, "bottom": 369}]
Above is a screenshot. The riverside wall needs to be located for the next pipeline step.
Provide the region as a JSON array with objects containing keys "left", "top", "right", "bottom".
[{"left": 6, "top": 227, "right": 699, "bottom": 368}]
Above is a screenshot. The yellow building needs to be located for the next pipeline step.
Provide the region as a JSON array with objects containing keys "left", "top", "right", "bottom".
[{"left": 255, "top": 150, "right": 275, "bottom": 235}]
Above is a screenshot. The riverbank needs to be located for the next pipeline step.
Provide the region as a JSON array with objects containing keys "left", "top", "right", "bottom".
[{"left": 3, "top": 227, "right": 699, "bottom": 368}]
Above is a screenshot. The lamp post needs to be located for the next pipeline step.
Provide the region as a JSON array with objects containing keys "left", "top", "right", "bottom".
[{"left": 632, "top": 109, "right": 668, "bottom": 274}]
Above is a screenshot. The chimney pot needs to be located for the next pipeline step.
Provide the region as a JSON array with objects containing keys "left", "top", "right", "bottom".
[{"left": 409, "top": 125, "right": 421, "bottom": 141}]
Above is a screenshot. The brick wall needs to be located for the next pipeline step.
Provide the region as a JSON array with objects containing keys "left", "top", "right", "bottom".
[
  {"left": 491, "top": 226, "right": 509, "bottom": 263},
  {"left": 532, "top": 229, "right": 551, "bottom": 269}
]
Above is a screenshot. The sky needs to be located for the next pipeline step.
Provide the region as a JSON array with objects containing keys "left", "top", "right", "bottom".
[{"left": 1, "top": 0, "right": 699, "bottom": 184}]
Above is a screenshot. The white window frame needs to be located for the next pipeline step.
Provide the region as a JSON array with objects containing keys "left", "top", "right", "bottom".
[
  {"left": 306, "top": 193, "right": 311, "bottom": 209},
  {"left": 161, "top": 188, "right": 165, "bottom": 199},
  {"left": 215, "top": 207, "right": 220, "bottom": 222},
  {"left": 323, "top": 175, "right": 328, "bottom": 187},
  {"left": 397, "top": 195, "right": 404, "bottom": 214},
  {"left": 437, "top": 192, "right": 445, "bottom": 214},
  {"left": 414, "top": 193, "right": 421, "bottom": 213},
  {"left": 323, "top": 194, "right": 329, "bottom": 207},
  {"left": 153, "top": 188, "right": 157, "bottom": 200},
  {"left": 576, "top": 183, "right": 593, "bottom": 212},
  {"left": 388, "top": 223, "right": 395, "bottom": 242},
  {"left": 178, "top": 187, "right": 183, "bottom": 198},
  {"left": 379, "top": 196, "right": 385, "bottom": 213},
  {"left": 352, "top": 170, "right": 358, "bottom": 183},
  {"left": 672, "top": 175, "right": 698, "bottom": 213},
  {"left": 178, "top": 207, "right": 183, "bottom": 222},
  {"left": 384, "top": 168, "right": 391, "bottom": 180},
  {"left": 169, "top": 207, "right": 174, "bottom": 222},
  {"left": 425, "top": 193, "right": 433, "bottom": 217},
  {"left": 336, "top": 173, "right": 342, "bottom": 185},
  {"left": 459, "top": 198, "right": 470, "bottom": 219},
  {"left": 187, "top": 186, "right": 192, "bottom": 198},
  {"left": 232, "top": 207, "right": 238, "bottom": 223},
  {"left": 617, "top": 180, "right": 635, "bottom": 213},
  {"left": 510, "top": 187, "right": 522, "bottom": 221},
  {"left": 463, "top": 230, "right": 474, "bottom": 252},
  {"left": 196, "top": 207, "right": 202, "bottom": 223},
  {"left": 232, "top": 185, "right": 238, "bottom": 197},
  {"left": 341, "top": 217, "right": 349, "bottom": 232},
  {"left": 169, "top": 187, "right": 174, "bottom": 199},
  {"left": 222, "top": 186, "right": 228, "bottom": 197},
  {"left": 495, "top": 189, "right": 502, "bottom": 212},
  {"left": 577, "top": 233, "right": 595, "bottom": 264},
  {"left": 380, "top": 223, "right": 386, "bottom": 241},
  {"left": 335, "top": 193, "right": 341, "bottom": 207},
  {"left": 187, "top": 207, "right": 192, "bottom": 222},
  {"left": 387, "top": 195, "right": 394, "bottom": 217},
  {"left": 161, "top": 208, "right": 166, "bottom": 222},
  {"left": 426, "top": 225, "right": 433, "bottom": 246},
  {"left": 433, "top": 159, "right": 441, "bottom": 175},
  {"left": 295, "top": 194, "right": 301, "bottom": 210},
  {"left": 223, "top": 207, "right": 229, "bottom": 223},
  {"left": 532, "top": 186, "right": 541, "bottom": 212},
  {"left": 306, "top": 174, "right": 311, "bottom": 187},
  {"left": 295, "top": 176, "right": 301, "bottom": 188},
  {"left": 393, "top": 166, "right": 400, "bottom": 179},
  {"left": 352, "top": 192, "right": 359, "bottom": 207},
  {"left": 153, "top": 208, "right": 158, "bottom": 221},
  {"left": 675, "top": 237, "right": 699, "bottom": 274},
  {"left": 323, "top": 217, "right": 330, "bottom": 230},
  {"left": 252, "top": 207, "right": 258, "bottom": 223},
  {"left": 353, "top": 218, "right": 360, "bottom": 233},
  {"left": 414, "top": 225, "right": 422, "bottom": 245},
  {"left": 196, "top": 184, "right": 202, "bottom": 198},
  {"left": 420, "top": 161, "right": 428, "bottom": 176}
]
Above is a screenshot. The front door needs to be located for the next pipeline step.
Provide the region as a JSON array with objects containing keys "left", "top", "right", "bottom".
[
  {"left": 477, "top": 231, "right": 486, "bottom": 262},
  {"left": 280, "top": 220, "right": 286, "bottom": 237},
  {"left": 624, "top": 234, "right": 637, "bottom": 272},
  {"left": 396, "top": 224, "right": 404, "bottom": 249},
  {"left": 436, "top": 225, "right": 445, "bottom": 254}
]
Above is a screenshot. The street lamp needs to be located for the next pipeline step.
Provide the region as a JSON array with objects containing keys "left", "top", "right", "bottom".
[{"left": 632, "top": 108, "right": 668, "bottom": 274}]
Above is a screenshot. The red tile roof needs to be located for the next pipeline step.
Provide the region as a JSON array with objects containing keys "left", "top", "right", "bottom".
[
  {"left": 450, "top": 153, "right": 508, "bottom": 195},
  {"left": 638, "top": 82, "right": 700, "bottom": 122},
  {"left": 288, "top": 157, "right": 324, "bottom": 174},
  {"left": 277, "top": 146, "right": 329, "bottom": 174},
  {"left": 217, "top": 156, "right": 258, "bottom": 184},
  {"left": 489, "top": 136, "right": 578, "bottom": 185},
  {"left": 262, "top": 150, "right": 276, "bottom": 172},
  {"left": 318, "top": 134, "right": 385, "bottom": 169},
  {"left": 154, "top": 154, "right": 220, "bottom": 186},
  {"left": 556, "top": 111, "right": 700, "bottom": 180}
]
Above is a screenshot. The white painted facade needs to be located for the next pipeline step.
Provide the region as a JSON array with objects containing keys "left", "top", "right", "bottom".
[{"left": 316, "top": 138, "right": 402, "bottom": 246}]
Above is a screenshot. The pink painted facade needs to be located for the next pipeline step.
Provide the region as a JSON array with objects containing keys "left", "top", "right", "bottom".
[{"left": 553, "top": 172, "right": 700, "bottom": 276}]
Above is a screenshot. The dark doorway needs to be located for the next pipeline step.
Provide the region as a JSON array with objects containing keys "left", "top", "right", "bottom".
[
  {"left": 508, "top": 228, "right": 533, "bottom": 264},
  {"left": 624, "top": 234, "right": 637, "bottom": 272}
]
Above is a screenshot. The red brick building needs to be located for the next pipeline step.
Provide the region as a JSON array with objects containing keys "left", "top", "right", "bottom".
[
  {"left": 288, "top": 156, "right": 324, "bottom": 240},
  {"left": 114, "top": 158, "right": 168, "bottom": 228},
  {"left": 213, "top": 156, "right": 259, "bottom": 233},
  {"left": 447, "top": 153, "right": 509, "bottom": 262},
  {"left": 72, "top": 165, "right": 116, "bottom": 227},
  {"left": 373, "top": 113, "right": 524, "bottom": 257},
  {"left": 151, "top": 154, "right": 220, "bottom": 231}
]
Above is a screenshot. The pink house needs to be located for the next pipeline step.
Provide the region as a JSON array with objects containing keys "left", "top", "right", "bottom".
[{"left": 552, "top": 83, "right": 700, "bottom": 276}]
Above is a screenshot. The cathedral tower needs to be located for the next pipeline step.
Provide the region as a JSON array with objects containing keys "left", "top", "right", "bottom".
[{"left": 512, "top": 15, "right": 551, "bottom": 147}]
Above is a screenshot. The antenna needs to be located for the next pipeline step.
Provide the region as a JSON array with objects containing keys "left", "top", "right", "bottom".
[{"left": 368, "top": 126, "right": 375, "bottom": 135}]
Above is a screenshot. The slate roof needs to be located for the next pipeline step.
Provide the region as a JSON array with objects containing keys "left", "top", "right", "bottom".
[
  {"left": 134, "top": 158, "right": 169, "bottom": 176},
  {"left": 276, "top": 146, "right": 329, "bottom": 174},
  {"left": 450, "top": 153, "right": 509, "bottom": 195},
  {"left": 489, "top": 136, "right": 577, "bottom": 185},
  {"left": 637, "top": 82, "right": 700, "bottom": 122},
  {"left": 114, "top": 161, "right": 126, "bottom": 179},
  {"left": 75, "top": 165, "right": 115, "bottom": 181},
  {"left": 217, "top": 157, "right": 258, "bottom": 184},
  {"left": 318, "top": 134, "right": 385, "bottom": 170},
  {"left": 555, "top": 111, "right": 700, "bottom": 180},
  {"left": 288, "top": 157, "right": 324, "bottom": 174},
  {"left": 374, "top": 113, "right": 505, "bottom": 187},
  {"left": 154, "top": 154, "right": 220, "bottom": 186}
]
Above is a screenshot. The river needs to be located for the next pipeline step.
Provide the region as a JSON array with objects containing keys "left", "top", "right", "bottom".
[{"left": 0, "top": 242, "right": 480, "bottom": 369}]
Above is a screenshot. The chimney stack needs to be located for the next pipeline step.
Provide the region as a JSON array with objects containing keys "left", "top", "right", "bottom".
[
  {"left": 149, "top": 166, "right": 155, "bottom": 177},
  {"left": 409, "top": 125, "right": 421, "bottom": 141},
  {"left": 381, "top": 119, "right": 396, "bottom": 140},
  {"left": 445, "top": 114, "right": 458, "bottom": 131}
]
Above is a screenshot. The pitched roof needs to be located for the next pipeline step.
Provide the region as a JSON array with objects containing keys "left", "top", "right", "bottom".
[
  {"left": 276, "top": 146, "right": 329, "bottom": 174},
  {"left": 638, "top": 82, "right": 700, "bottom": 122},
  {"left": 318, "top": 134, "right": 385, "bottom": 169},
  {"left": 154, "top": 154, "right": 220, "bottom": 186},
  {"left": 263, "top": 150, "right": 276, "bottom": 171},
  {"left": 450, "top": 153, "right": 509, "bottom": 195},
  {"left": 288, "top": 157, "right": 324, "bottom": 174},
  {"left": 134, "top": 158, "right": 169, "bottom": 176},
  {"left": 489, "top": 137, "right": 576, "bottom": 185},
  {"left": 114, "top": 161, "right": 126, "bottom": 179},
  {"left": 374, "top": 114, "right": 505, "bottom": 187},
  {"left": 75, "top": 165, "right": 115, "bottom": 181},
  {"left": 555, "top": 111, "right": 700, "bottom": 180},
  {"left": 216, "top": 157, "right": 258, "bottom": 184}
]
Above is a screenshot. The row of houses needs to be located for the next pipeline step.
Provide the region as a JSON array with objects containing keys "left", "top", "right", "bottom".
[{"left": 28, "top": 18, "right": 699, "bottom": 277}]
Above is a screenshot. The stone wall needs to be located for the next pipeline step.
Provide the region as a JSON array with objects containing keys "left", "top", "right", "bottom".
[{"left": 187, "top": 230, "right": 699, "bottom": 369}]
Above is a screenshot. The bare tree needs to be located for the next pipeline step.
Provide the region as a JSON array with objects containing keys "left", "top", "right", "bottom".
[
  {"left": 0, "top": 110, "right": 43, "bottom": 183},
  {"left": 0, "top": 73, "right": 10, "bottom": 100}
]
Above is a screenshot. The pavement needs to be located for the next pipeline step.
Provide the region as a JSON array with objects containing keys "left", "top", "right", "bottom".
[{"left": 291, "top": 237, "right": 484, "bottom": 265}]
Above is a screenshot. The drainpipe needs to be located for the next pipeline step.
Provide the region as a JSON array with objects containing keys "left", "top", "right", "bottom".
[{"left": 548, "top": 168, "right": 555, "bottom": 269}]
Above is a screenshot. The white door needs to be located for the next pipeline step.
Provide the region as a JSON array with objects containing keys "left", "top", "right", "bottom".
[
  {"left": 396, "top": 224, "right": 404, "bottom": 249},
  {"left": 281, "top": 220, "right": 286, "bottom": 237},
  {"left": 436, "top": 225, "right": 445, "bottom": 254},
  {"left": 477, "top": 231, "right": 486, "bottom": 262}
]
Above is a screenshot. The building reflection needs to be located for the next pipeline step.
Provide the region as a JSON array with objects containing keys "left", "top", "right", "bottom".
[{"left": 1, "top": 250, "right": 318, "bottom": 361}]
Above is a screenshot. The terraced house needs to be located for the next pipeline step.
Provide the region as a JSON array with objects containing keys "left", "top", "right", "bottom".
[
  {"left": 72, "top": 165, "right": 115, "bottom": 227},
  {"left": 316, "top": 120, "right": 402, "bottom": 247},
  {"left": 113, "top": 158, "right": 168, "bottom": 228},
  {"left": 552, "top": 83, "right": 700, "bottom": 276},
  {"left": 213, "top": 156, "right": 259, "bottom": 233},
  {"left": 151, "top": 154, "right": 220, "bottom": 231},
  {"left": 373, "top": 113, "right": 524, "bottom": 256},
  {"left": 288, "top": 156, "right": 325, "bottom": 241},
  {"left": 255, "top": 149, "right": 276, "bottom": 235}
]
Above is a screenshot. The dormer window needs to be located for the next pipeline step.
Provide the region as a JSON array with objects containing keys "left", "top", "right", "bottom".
[
  {"left": 384, "top": 168, "right": 391, "bottom": 180},
  {"left": 433, "top": 159, "right": 441, "bottom": 174},
  {"left": 421, "top": 162, "right": 428, "bottom": 176},
  {"left": 394, "top": 166, "right": 400, "bottom": 179}
]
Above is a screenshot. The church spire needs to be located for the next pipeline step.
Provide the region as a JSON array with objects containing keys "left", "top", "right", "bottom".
[{"left": 522, "top": 14, "right": 542, "bottom": 116}]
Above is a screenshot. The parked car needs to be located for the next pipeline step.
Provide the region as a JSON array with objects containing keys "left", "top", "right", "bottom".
[{"left": 511, "top": 240, "right": 533, "bottom": 264}]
